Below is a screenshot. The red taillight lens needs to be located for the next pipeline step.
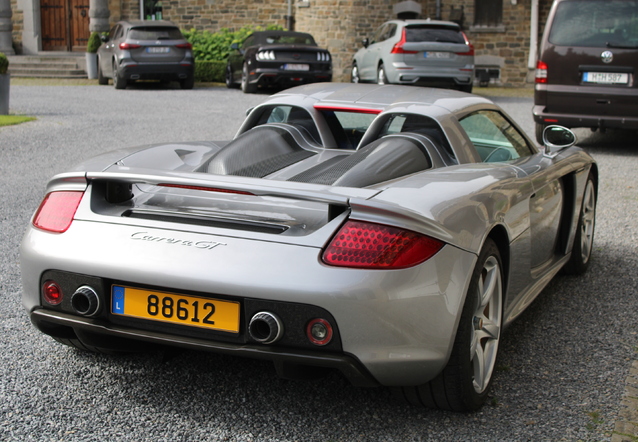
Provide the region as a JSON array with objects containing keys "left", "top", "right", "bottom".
[
  {"left": 43, "top": 281, "right": 63, "bottom": 305},
  {"left": 456, "top": 32, "right": 475, "bottom": 56},
  {"left": 119, "top": 42, "right": 142, "bottom": 50},
  {"left": 322, "top": 220, "right": 444, "bottom": 269},
  {"left": 306, "top": 318, "right": 333, "bottom": 346},
  {"left": 33, "top": 191, "right": 83, "bottom": 233},
  {"left": 391, "top": 29, "right": 418, "bottom": 54},
  {"left": 175, "top": 43, "right": 192, "bottom": 49},
  {"left": 535, "top": 60, "right": 548, "bottom": 84}
]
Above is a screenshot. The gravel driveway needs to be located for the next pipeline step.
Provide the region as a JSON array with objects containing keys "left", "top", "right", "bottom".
[{"left": 1, "top": 82, "right": 636, "bottom": 441}]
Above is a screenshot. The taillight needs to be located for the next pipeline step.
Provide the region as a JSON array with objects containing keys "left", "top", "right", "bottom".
[
  {"left": 32, "top": 191, "right": 84, "bottom": 233},
  {"left": 175, "top": 43, "right": 192, "bottom": 50},
  {"left": 535, "top": 60, "right": 548, "bottom": 83},
  {"left": 456, "top": 32, "right": 475, "bottom": 56},
  {"left": 119, "top": 42, "right": 141, "bottom": 50},
  {"left": 322, "top": 220, "right": 444, "bottom": 269},
  {"left": 391, "top": 29, "right": 418, "bottom": 54}
]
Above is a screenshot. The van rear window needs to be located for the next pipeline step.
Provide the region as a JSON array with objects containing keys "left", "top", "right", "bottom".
[{"left": 549, "top": 0, "right": 638, "bottom": 48}]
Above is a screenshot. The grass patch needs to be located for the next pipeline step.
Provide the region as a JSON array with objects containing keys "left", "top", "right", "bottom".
[{"left": 0, "top": 115, "right": 36, "bottom": 127}]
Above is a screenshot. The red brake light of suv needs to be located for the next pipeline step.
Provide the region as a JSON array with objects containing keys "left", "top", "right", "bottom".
[
  {"left": 535, "top": 60, "right": 548, "bottom": 84},
  {"left": 119, "top": 42, "right": 142, "bottom": 50},
  {"left": 456, "top": 32, "right": 475, "bottom": 56},
  {"left": 390, "top": 29, "right": 418, "bottom": 54},
  {"left": 175, "top": 43, "right": 192, "bottom": 50},
  {"left": 322, "top": 220, "right": 444, "bottom": 269},
  {"left": 33, "top": 191, "right": 84, "bottom": 233}
]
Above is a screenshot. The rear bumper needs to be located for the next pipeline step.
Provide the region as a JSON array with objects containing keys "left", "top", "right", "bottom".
[
  {"left": 533, "top": 84, "right": 638, "bottom": 130},
  {"left": 249, "top": 67, "right": 332, "bottom": 87},
  {"left": 31, "top": 308, "right": 379, "bottom": 387},
  {"left": 120, "top": 61, "right": 194, "bottom": 81},
  {"left": 387, "top": 62, "right": 473, "bottom": 87}
]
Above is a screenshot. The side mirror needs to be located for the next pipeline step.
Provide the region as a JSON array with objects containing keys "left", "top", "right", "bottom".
[
  {"left": 100, "top": 35, "right": 109, "bottom": 43},
  {"left": 543, "top": 125, "right": 577, "bottom": 156},
  {"left": 362, "top": 38, "right": 370, "bottom": 48}
]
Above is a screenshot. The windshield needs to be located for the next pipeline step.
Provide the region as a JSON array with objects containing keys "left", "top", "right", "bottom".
[{"left": 549, "top": 0, "right": 638, "bottom": 48}]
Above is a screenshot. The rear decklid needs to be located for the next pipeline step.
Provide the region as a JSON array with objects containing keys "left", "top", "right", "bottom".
[
  {"left": 127, "top": 25, "right": 188, "bottom": 63},
  {"left": 399, "top": 24, "right": 473, "bottom": 68}
]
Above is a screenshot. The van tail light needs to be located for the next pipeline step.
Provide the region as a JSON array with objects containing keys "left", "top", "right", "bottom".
[
  {"left": 119, "top": 43, "right": 141, "bottom": 50},
  {"left": 456, "top": 32, "right": 475, "bottom": 56},
  {"left": 391, "top": 29, "right": 418, "bottom": 54},
  {"left": 322, "top": 220, "right": 444, "bottom": 269},
  {"left": 33, "top": 191, "right": 84, "bottom": 233},
  {"left": 535, "top": 60, "right": 548, "bottom": 83}
]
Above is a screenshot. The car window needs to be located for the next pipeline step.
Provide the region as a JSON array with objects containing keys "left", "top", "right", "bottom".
[
  {"left": 254, "top": 105, "right": 321, "bottom": 145},
  {"left": 111, "top": 25, "right": 123, "bottom": 40},
  {"left": 128, "top": 27, "right": 183, "bottom": 40},
  {"left": 371, "top": 24, "right": 389, "bottom": 44},
  {"left": 260, "top": 34, "right": 317, "bottom": 45},
  {"left": 459, "top": 111, "right": 534, "bottom": 162},
  {"left": 549, "top": 0, "right": 638, "bottom": 47},
  {"left": 377, "top": 113, "right": 455, "bottom": 158},
  {"left": 242, "top": 35, "right": 254, "bottom": 49},
  {"left": 405, "top": 25, "right": 465, "bottom": 44}
]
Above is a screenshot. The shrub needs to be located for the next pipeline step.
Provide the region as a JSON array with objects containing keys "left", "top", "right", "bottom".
[
  {"left": 194, "top": 60, "right": 225, "bottom": 82},
  {"left": 183, "top": 24, "right": 284, "bottom": 62},
  {"left": 87, "top": 32, "right": 102, "bottom": 53},
  {"left": 0, "top": 52, "right": 8, "bottom": 75}
]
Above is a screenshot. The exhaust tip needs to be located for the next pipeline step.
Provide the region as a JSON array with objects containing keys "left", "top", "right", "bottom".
[
  {"left": 249, "top": 312, "right": 283, "bottom": 344},
  {"left": 71, "top": 286, "right": 101, "bottom": 317}
]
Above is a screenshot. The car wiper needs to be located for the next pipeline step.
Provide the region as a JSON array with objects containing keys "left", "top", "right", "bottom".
[{"left": 606, "top": 41, "right": 638, "bottom": 49}]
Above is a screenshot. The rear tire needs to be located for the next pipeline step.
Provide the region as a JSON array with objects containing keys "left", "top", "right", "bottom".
[
  {"left": 377, "top": 63, "right": 388, "bottom": 85},
  {"left": 241, "top": 63, "right": 257, "bottom": 94},
  {"left": 113, "top": 60, "right": 127, "bottom": 90},
  {"left": 562, "top": 174, "right": 596, "bottom": 275},
  {"left": 395, "top": 238, "right": 503, "bottom": 411},
  {"left": 225, "top": 65, "right": 239, "bottom": 88},
  {"left": 180, "top": 75, "right": 195, "bottom": 90},
  {"left": 97, "top": 59, "right": 108, "bottom": 85},
  {"left": 351, "top": 63, "right": 360, "bottom": 83}
]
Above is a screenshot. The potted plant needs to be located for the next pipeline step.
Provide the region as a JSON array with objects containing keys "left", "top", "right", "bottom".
[
  {"left": 85, "top": 32, "right": 101, "bottom": 79},
  {"left": 0, "top": 52, "right": 9, "bottom": 115}
]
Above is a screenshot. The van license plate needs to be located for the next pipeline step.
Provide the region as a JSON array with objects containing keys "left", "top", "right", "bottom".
[{"left": 582, "top": 72, "right": 629, "bottom": 84}]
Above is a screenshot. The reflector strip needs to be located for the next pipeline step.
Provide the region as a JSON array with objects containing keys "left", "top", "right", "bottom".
[{"left": 313, "top": 105, "right": 382, "bottom": 115}]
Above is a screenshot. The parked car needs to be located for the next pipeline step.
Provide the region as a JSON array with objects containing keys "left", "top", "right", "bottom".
[
  {"left": 21, "top": 83, "right": 597, "bottom": 411},
  {"left": 97, "top": 20, "right": 194, "bottom": 90},
  {"left": 351, "top": 19, "right": 474, "bottom": 92},
  {"left": 225, "top": 30, "right": 332, "bottom": 93},
  {"left": 533, "top": 0, "right": 638, "bottom": 143}
]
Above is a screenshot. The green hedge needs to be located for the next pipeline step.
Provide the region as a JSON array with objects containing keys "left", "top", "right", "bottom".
[
  {"left": 87, "top": 32, "right": 102, "bottom": 53},
  {"left": 183, "top": 24, "right": 284, "bottom": 62},
  {"left": 194, "top": 60, "right": 225, "bottom": 83},
  {"left": 0, "top": 52, "right": 8, "bottom": 75}
]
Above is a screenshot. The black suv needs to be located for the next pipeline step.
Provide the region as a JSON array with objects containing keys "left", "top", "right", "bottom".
[{"left": 533, "top": 0, "right": 638, "bottom": 143}]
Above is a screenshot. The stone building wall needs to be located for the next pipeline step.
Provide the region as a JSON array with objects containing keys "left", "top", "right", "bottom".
[{"left": 9, "top": 0, "right": 22, "bottom": 53}]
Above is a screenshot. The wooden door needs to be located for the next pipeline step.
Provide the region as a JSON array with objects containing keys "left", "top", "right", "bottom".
[{"left": 41, "top": 0, "right": 90, "bottom": 51}]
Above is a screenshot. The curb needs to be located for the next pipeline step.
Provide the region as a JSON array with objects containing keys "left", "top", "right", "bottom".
[{"left": 612, "top": 360, "right": 638, "bottom": 441}]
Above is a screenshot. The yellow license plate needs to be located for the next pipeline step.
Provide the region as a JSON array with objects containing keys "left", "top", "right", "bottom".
[{"left": 111, "top": 285, "right": 240, "bottom": 333}]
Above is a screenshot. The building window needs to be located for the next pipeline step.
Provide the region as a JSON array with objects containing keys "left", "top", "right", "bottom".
[{"left": 474, "top": 0, "right": 503, "bottom": 27}]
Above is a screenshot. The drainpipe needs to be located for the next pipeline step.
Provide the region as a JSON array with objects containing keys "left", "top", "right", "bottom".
[
  {"left": 528, "top": 0, "right": 539, "bottom": 69},
  {"left": 286, "top": 0, "right": 294, "bottom": 31}
]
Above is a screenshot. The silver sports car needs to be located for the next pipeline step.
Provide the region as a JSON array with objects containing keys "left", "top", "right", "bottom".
[{"left": 20, "top": 84, "right": 597, "bottom": 411}]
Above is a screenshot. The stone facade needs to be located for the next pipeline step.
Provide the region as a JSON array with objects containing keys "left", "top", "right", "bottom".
[{"left": 8, "top": 0, "right": 554, "bottom": 86}]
